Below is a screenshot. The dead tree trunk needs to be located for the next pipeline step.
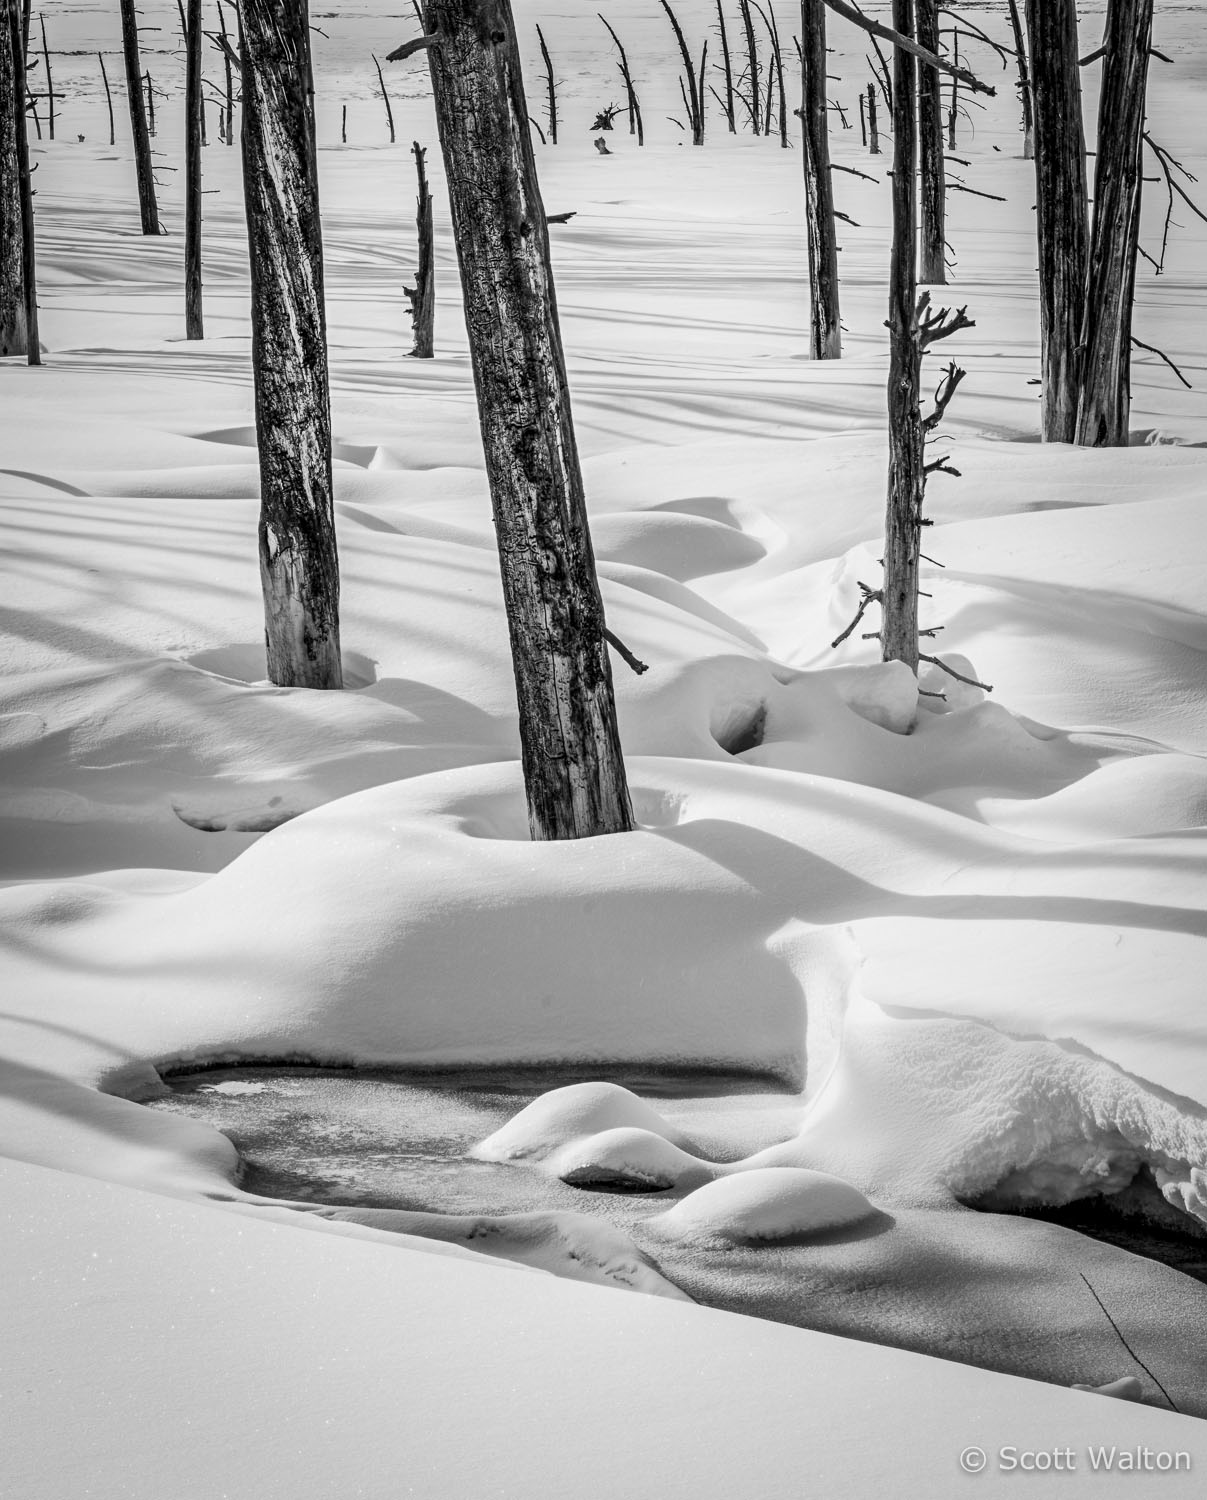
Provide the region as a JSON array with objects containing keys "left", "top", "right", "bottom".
[
  {"left": 99, "top": 52, "right": 115, "bottom": 145},
  {"left": 38, "top": 11, "right": 51, "bottom": 140},
  {"left": 373, "top": 54, "right": 396, "bottom": 142},
  {"left": 867, "top": 80, "right": 879, "bottom": 153},
  {"left": 916, "top": 0, "right": 945, "bottom": 284},
  {"left": 415, "top": 0, "right": 634, "bottom": 840},
  {"left": 1074, "top": 0, "right": 1152, "bottom": 448},
  {"left": 535, "top": 23, "right": 556, "bottom": 144},
  {"left": 715, "top": 0, "right": 736, "bottom": 132},
  {"left": 118, "top": 0, "right": 159, "bottom": 233},
  {"left": 882, "top": 0, "right": 922, "bottom": 671},
  {"left": 1, "top": 0, "right": 27, "bottom": 356},
  {"left": 801, "top": 0, "right": 840, "bottom": 358},
  {"left": 218, "top": 1, "right": 235, "bottom": 145},
  {"left": 659, "top": 1, "right": 704, "bottom": 145},
  {"left": 1006, "top": 0, "right": 1033, "bottom": 159},
  {"left": 184, "top": 0, "right": 203, "bottom": 339},
  {"left": 5, "top": 0, "right": 36, "bottom": 361},
  {"left": 1025, "top": 0, "right": 1087, "bottom": 442},
  {"left": 240, "top": 0, "right": 343, "bottom": 690},
  {"left": 600, "top": 15, "right": 643, "bottom": 144},
  {"left": 406, "top": 139, "right": 434, "bottom": 357},
  {"left": 739, "top": 0, "right": 761, "bottom": 133}
]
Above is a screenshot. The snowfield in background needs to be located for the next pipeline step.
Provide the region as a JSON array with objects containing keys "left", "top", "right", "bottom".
[{"left": 2, "top": 1, "right": 1207, "bottom": 1494}]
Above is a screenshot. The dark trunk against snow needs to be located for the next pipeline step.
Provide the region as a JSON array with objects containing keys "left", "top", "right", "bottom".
[
  {"left": 801, "top": 0, "right": 840, "bottom": 358},
  {"left": 882, "top": 0, "right": 922, "bottom": 672},
  {"left": 1075, "top": 0, "right": 1152, "bottom": 448},
  {"left": 119, "top": 0, "right": 159, "bottom": 234},
  {"left": 184, "top": 0, "right": 203, "bottom": 339},
  {"left": 1006, "top": 0, "right": 1034, "bottom": 159},
  {"left": 1, "top": 0, "right": 27, "bottom": 356},
  {"left": 407, "top": 139, "right": 434, "bottom": 357},
  {"left": 240, "top": 0, "right": 343, "bottom": 690},
  {"left": 716, "top": 0, "right": 736, "bottom": 132},
  {"left": 740, "top": 0, "right": 760, "bottom": 134},
  {"left": 99, "top": 51, "right": 115, "bottom": 146},
  {"left": 5, "top": 0, "right": 35, "bottom": 362},
  {"left": 916, "top": 0, "right": 945, "bottom": 284},
  {"left": 1025, "top": 0, "right": 1087, "bottom": 443},
  {"left": 867, "top": 81, "right": 879, "bottom": 153},
  {"left": 421, "top": 0, "right": 633, "bottom": 841}
]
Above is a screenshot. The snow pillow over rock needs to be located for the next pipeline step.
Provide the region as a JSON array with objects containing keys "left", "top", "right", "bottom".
[{"left": 652, "top": 1168, "right": 877, "bottom": 1245}]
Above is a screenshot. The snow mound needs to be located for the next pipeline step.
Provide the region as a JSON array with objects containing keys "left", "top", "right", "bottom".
[
  {"left": 653, "top": 1168, "right": 877, "bottom": 1245},
  {"left": 473, "top": 1083, "right": 691, "bottom": 1163},
  {"left": 549, "top": 1127, "right": 709, "bottom": 1190}
]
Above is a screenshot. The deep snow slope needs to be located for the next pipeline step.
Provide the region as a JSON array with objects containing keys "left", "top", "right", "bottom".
[{"left": 3, "top": 0, "right": 1207, "bottom": 1493}]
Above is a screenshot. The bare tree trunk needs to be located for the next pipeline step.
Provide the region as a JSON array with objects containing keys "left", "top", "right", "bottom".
[
  {"left": 38, "top": 11, "right": 51, "bottom": 140},
  {"left": 119, "top": 0, "right": 159, "bottom": 233},
  {"left": 916, "top": 0, "right": 945, "bottom": 284},
  {"left": 240, "top": 0, "right": 342, "bottom": 690},
  {"left": 801, "top": 0, "right": 840, "bottom": 358},
  {"left": 739, "top": 0, "right": 761, "bottom": 133},
  {"left": 1025, "top": 0, "right": 1087, "bottom": 442},
  {"left": 218, "top": 0, "right": 235, "bottom": 145},
  {"left": 600, "top": 15, "right": 643, "bottom": 144},
  {"left": 945, "top": 33, "right": 956, "bottom": 148},
  {"left": 1, "top": 0, "right": 27, "bottom": 356},
  {"left": 858, "top": 87, "right": 866, "bottom": 146},
  {"left": 406, "top": 139, "right": 434, "bottom": 357},
  {"left": 716, "top": 0, "right": 736, "bottom": 132},
  {"left": 99, "top": 51, "right": 115, "bottom": 146},
  {"left": 1006, "top": 0, "right": 1033, "bottom": 159},
  {"left": 373, "top": 54, "right": 396, "bottom": 143},
  {"left": 882, "top": 0, "right": 922, "bottom": 671},
  {"left": 659, "top": 1, "right": 704, "bottom": 145},
  {"left": 184, "top": 0, "right": 203, "bottom": 339},
  {"left": 1075, "top": 0, "right": 1152, "bottom": 448},
  {"left": 535, "top": 22, "right": 556, "bottom": 144},
  {"left": 420, "top": 0, "right": 633, "bottom": 840},
  {"left": 867, "top": 80, "right": 879, "bottom": 153}
]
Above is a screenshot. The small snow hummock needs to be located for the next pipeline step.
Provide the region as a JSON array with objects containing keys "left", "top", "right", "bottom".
[
  {"left": 472, "top": 1082, "right": 692, "bottom": 1163},
  {"left": 652, "top": 1167, "right": 877, "bottom": 1245},
  {"left": 550, "top": 1126, "right": 707, "bottom": 1190}
]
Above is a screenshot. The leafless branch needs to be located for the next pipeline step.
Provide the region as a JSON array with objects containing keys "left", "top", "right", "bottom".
[
  {"left": 831, "top": 582, "right": 882, "bottom": 649},
  {"left": 1130, "top": 335, "right": 1192, "bottom": 389},
  {"left": 605, "top": 629, "right": 649, "bottom": 675},
  {"left": 826, "top": 0, "right": 995, "bottom": 95},
  {"left": 919, "top": 653, "right": 992, "bottom": 691}
]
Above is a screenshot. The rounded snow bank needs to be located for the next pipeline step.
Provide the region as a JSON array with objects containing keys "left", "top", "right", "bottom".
[
  {"left": 653, "top": 1168, "right": 877, "bottom": 1245},
  {"left": 551, "top": 1127, "right": 706, "bottom": 1191},
  {"left": 473, "top": 1082, "right": 691, "bottom": 1163}
]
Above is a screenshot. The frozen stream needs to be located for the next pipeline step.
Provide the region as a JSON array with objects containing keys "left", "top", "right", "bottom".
[{"left": 148, "top": 1066, "right": 1207, "bottom": 1417}]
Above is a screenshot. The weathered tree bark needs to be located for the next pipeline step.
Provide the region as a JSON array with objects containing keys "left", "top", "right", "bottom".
[
  {"left": 184, "top": 0, "right": 203, "bottom": 339},
  {"left": 240, "top": 0, "right": 343, "bottom": 689},
  {"left": 406, "top": 139, "right": 434, "bottom": 357},
  {"left": 1074, "top": 0, "right": 1152, "bottom": 448},
  {"left": 739, "top": 0, "right": 761, "bottom": 134},
  {"left": 916, "top": 0, "right": 945, "bottom": 284},
  {"left": 801, "top": 0, "right": 840, "bottom": 358},
  {"left": 1, "top": 0, "right": 27, "bottom": 356},
  {"left": 1006, "top": 0, "right": 1034, "bottom": 159},
  {"left": 4, "top": 0, "right": 36, "bottom": 362},
  {"left": 882, "top": 0, "right": 922, "bottom": 672},
  {"left": 1025, "top": 0, "right": 1087, "bottom": 443},
  {"left": 420, "top": 0, "right": 633, "bottom": 840},
  {"left": 118, "top": 0, "right": 159, "bottom": 233},
  {"left": 867, "top": 80, "right": 879, "bottom": 153}
]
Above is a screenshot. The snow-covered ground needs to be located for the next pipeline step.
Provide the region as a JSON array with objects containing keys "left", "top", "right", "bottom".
[{"left": 3, "top": 1, "right": 1207, "bottom": 1493}]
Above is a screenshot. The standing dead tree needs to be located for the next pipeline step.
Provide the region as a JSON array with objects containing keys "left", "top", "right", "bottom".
[
  {"left": 1025, "top": 0, "right": 1087, "bottom": 442},
  {"left": 389, "top": 0, "right": 636, "bottom": 841},
  {"left": 405, "top": 139, "right": 434, "bottom": 357},
  {"left": 916, "top": 0, "right": 945, "bottom": 283},
  {"left": 118, "top": 0, "right": 159, "bottom": 233},
  {"left": 738, "top": 0, "right": 760, "bottom": 133},
  {"left": 659, "top": 0, "right": 705, "bottom": 144},
  {"left": 866, "top": 79, "right": 879, "bottom": 151},
  {"left": 1006, "top": 0, "right": 1033, "bottom": 158},
  {"left": 752, "top": 0, "right": 787, "bottom": 146},
  {"left": 37, "top": 11, "right": 52, "bottom": 139},
  {"left": 98, "top": 51, "right": 115, "bottom": 145},
  {"left": 182, "top": 0, "right": 203, "bottom": 339},
  {"left": 713, "top": 0, "right": 736, "bottom": 132},
  {"left": 801, "top": 0, "right": 840, "bottom": 357},
  {"left": 3, "top": 0, "right": 36, "bottom": 361},
  {"left": 1074, "top": 0, "right": 1152, "bottom": 447},
  {"left": 215, "top": 1, "right": 236, "bottom": 145},
  {"left": 535, "top": 22, "right": 556, "bottom": 144},
  {"left": 599, "top": 15, "right": 642, "bottom": 144},
  {"left": 240, "top": 0, "right": 343, "bottom": 690},
  {"left": 372, "top": 54, "right": 396, "bottom": 142}
]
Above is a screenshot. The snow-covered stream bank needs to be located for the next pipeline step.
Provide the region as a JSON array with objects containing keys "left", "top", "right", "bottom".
[{"left": 4, "top": 0, "right": 1207, "bottom": 1494}]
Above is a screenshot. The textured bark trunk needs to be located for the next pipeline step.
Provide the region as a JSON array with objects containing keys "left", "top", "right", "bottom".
[
  {"left": 867, "top": 82, "right": 879, "bottom": 154},
  {"left": 118, "top": 0, "right": 159, "bottom": 234},
  {"left": 801, "top": 0, "right": 840, "bottom": 359},
  {"left": 1025, "top": 0, "right": 1087, "bottom": 443},
  {"left": 740, "top": 0, "right": 760, "bottom": 134},
  {"left": 240, "top": 0, "right": 342, "bottom": 690},
  {"left": 5, "top": 0, "right": 35, "bottom": 363},
  {"left": 1, "top": 0, "right": 27, "bottom": 357},
  {"left": 1006, "top": 0, "right": 1034, "bottom": 159},
  {"left": 407, "top": 140, "right": 434, "bottom": 358},
  {"left": 184, "top": 0, "right": 203, "bottom": 340},
  {"left": 421, "top": 0, "right": 633, "bottom": 840},
  {"left": 882, "top": 0, "right": 922, "bottom": 673},
  {"left": 1075, "top": 0, "right": 1152, "bottom": 448},
  {"left": 916, "top": 0, "right": 945, "bottom": 284}
]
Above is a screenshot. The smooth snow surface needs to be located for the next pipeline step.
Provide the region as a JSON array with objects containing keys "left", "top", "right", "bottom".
[{"left": 4, "top": 0, "right": 1207, "bottom": 1492}]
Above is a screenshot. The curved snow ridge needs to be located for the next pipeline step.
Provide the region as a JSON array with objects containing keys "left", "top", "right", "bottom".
[{"left": 649, "top": 1168, "right": 879, "bottom": 1246}]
